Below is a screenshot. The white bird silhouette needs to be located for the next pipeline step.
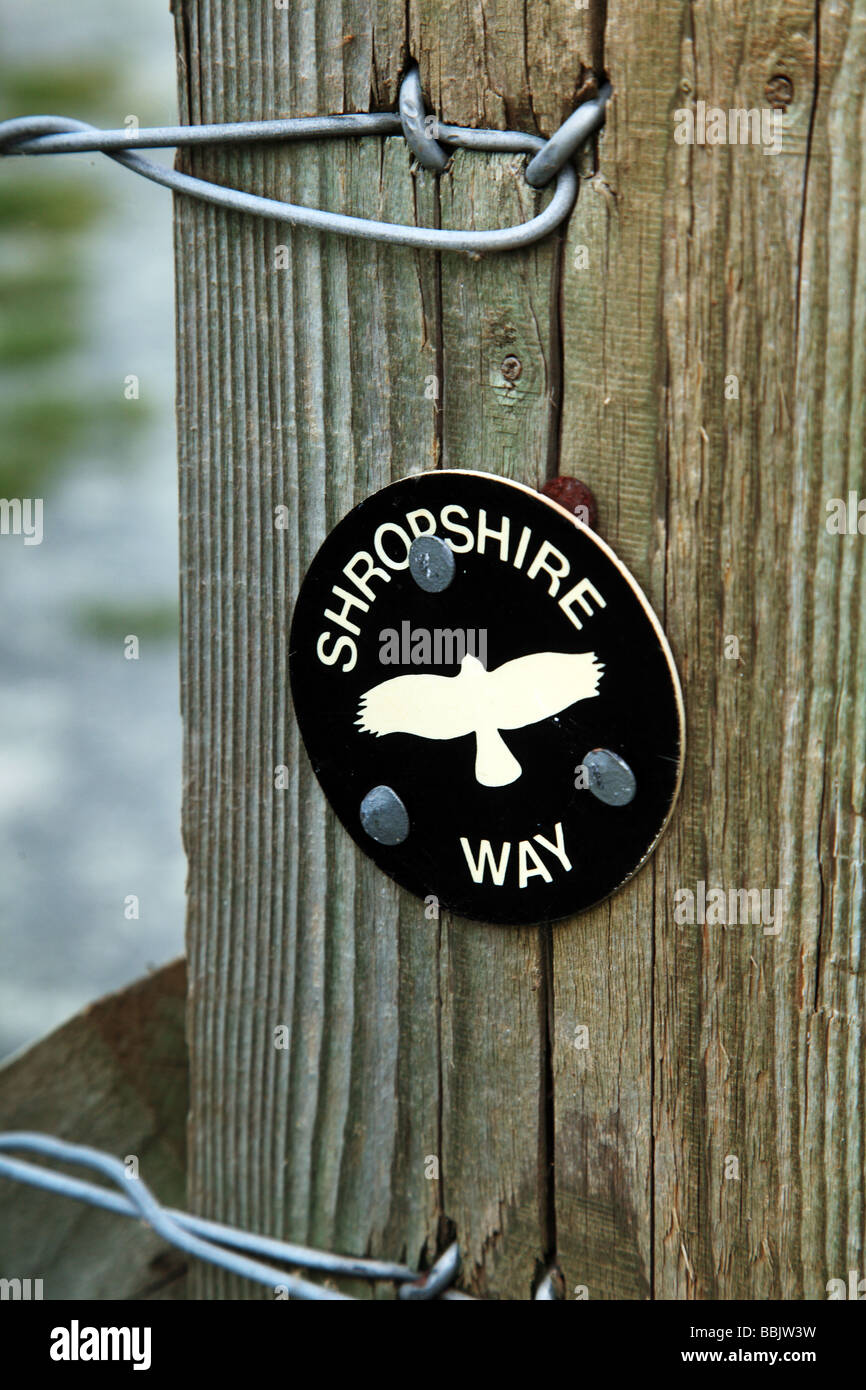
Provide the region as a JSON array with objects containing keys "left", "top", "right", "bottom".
[{"left": 356, "top": 651, "right": 604, "bottom": 787}]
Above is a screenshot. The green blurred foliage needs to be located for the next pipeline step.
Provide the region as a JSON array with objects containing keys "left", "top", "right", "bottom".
[
  {"left": 0, "top": 393, "right": 151, "bottom": 497},
  {"left": 0, "top": 55, "right": 154, "bottom": 562},
  {"left": 0, "top": 178, "right": 105, "bottom": 232},
  {"left": 78, "top": 599, "right": 179, "bottom": 644},
  {"left": 0, "top": 265, "right": 82, "bottom": 362},
  {"left": 2, "top": 63, "right": 119, "bottom": 117}
]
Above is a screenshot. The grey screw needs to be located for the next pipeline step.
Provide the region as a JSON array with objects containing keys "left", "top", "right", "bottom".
[
  {"left": 582, "top": 749, "right": 637, "bottom": 807},
  {"left": 409, "top": 534, "right": 456, "bottom": 593},
  {"left": 360, "top": 785, "right": 410, "bottom": 846}
]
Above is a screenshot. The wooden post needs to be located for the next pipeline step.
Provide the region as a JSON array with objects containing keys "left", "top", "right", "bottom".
[
  {"left": 173, "top": 0, "right": 866, "bottom": 1299},
  {"left": 0, "top": 961, "right": 187, "bottom": 1300}
]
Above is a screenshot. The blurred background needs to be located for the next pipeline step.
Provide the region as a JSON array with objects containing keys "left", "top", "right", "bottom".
[{"left": 0, "top": 0, "right": 184, "bottom": 1058}]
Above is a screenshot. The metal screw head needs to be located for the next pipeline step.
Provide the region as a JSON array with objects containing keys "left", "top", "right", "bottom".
[
  {"left": 409, "top": 534, "right": 456, "bottom": 593},
  {"left": 582, "top": 749, "right": 636, "bottom": 807},
  {"left": 360, "top": 786, "right": 410, "bottom": 845}
]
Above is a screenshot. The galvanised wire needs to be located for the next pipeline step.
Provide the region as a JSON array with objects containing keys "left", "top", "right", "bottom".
[
  {"left": 0, "top": 1132, "right": 563, "bottom": 1299},
  {"left": 0, "top": 1132, "right": 463, "bottom": 1301},
  {"left": 0, "top": 70, "right": 610, "bottom": 254}
]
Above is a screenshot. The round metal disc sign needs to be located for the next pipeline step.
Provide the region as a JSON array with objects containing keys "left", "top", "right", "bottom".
[{"left": 289, "top": 470, "right": 684, "bottom": 925}]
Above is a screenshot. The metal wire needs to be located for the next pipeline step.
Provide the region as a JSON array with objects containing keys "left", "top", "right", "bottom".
[
  {"left": 399, "top": 64, "right": 450, "bottom": 172},
  {"left": 0, "top": 1132, "right": 462, "bottom": 1301},
  {"left": 0, "top": 72, "right": 610, "bottom": 254},
  {"left": 526, "top": 83, "right": 612, "bottom": 188},
  {"left": 0, "top": 1131, "right": 566, "bottom": 1298}
]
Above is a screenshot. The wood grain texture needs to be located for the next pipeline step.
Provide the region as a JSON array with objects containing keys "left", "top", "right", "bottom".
[
  {"left": 553, "top": 0, "right": 692, "bottom": 1304},
  {"left": 174, "top": 0, "right": 593, "bottom": 1300},
  {"left": 436, "top": 155, "right": 561, "bottom": 1292},
  {"left": 555, "top": 0, "right": 866, "bottom": 1299},
  {"left": 411, "top": 0, "right": 599, "bottom": 133},
  {"left": 175, "top": 0, "right": 865, "bottom": 1300},
  {"left": 0, "top": 961, "right": 187, "bottom": 1300},
  {"left": 174, "top": 7, "right": 441, "bottom": 1288}
]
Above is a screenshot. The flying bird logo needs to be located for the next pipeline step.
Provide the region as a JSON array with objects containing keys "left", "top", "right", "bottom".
[{"left": 356, "top": 650, "right": 604, "bottom": 787}]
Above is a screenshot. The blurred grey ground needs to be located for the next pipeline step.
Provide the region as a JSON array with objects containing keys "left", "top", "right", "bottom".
[{"left": 0, "top": 0, "right": 184, "bottom": 1057}]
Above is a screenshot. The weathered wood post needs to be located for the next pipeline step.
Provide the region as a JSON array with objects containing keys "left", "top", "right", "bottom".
[{"left": 173, "top": 0, "right": 866, "bottom": 1299}]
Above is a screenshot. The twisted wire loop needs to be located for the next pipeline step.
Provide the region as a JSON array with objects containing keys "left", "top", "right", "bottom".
[
  {"left": 0, "top": 1132, "right": 563, "bottom": 1299},
  {"left": 0, "top": 1132, "right": 462, "bottom": 1302},
  {"left": 0, "top": 69, "right": 610, "bottom": 254}
]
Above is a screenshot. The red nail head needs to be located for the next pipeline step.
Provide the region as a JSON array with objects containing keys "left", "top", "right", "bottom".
[{"left": 541, "top": 476, "right": 598, "bottom": 530}]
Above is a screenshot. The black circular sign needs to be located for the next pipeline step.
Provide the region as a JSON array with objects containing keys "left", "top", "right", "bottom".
[{"left": 289, "top": 471, "right": 684, "bottom": 925}]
